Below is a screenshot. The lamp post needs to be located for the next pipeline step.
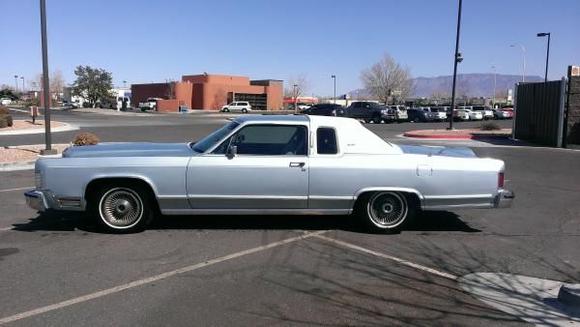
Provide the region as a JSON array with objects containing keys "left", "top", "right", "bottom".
[
  {"left": 536, "top": 32, "right": 551, "bottom": 82},
  {"left": 14, "top": 75, "right": 19, "bottom": 92},
  {"left": 491, "top": 65, "right": 497, "bottom": 107},
  {"left": 20, "top": 76, "right": 25, "bottom": 92},
  {"left": 293, "top": 84, "right": 298, "bottom": 113},
  {"left": 510, "top": 44, "right": 526, "bottom": 83},
  {"left": 448, "top": 0, "right": 463, "bottom": 130},
  {"left": 331, "top": 75, "right": 336, "bottom": 104},
  {"left": 40, "top": 0, "right": 56, "bottom": 155},
  {"left": 123, "top": 80, "right": 127, "bottom": 89}
]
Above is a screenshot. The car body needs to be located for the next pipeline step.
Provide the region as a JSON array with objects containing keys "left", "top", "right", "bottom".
[
  {"left": 389, "top": 105, "right": 408, "bottom": 122},
  {"left": 453, "top": 109, "right": 471, "bottom": 121},
  {"left": 463, "top": 109, "right": 483, "bottom": 120},
  {"left": 472, "top": 106, "right": 495, "bottom": 120},
  {"left": 494, "top": 108, "right": 514, "bottom": 119},
  {"left": 139, "top": 97, "right": 163, "bottom": 111},
  {"left": 0, "top": 98, "right": 12, "bottom": 105},
  {"left": 407, "top": 108, "right": 437, "bottom": 122},
  {"left": 221, "top": 101, "right": 252, "bottom": 113},
  {"left": 345, "top": 102, "right": 396, "bottom": 123},
  {"left": 301, "top": 103, "right": 345, "bottom": 116},
  {"left": 25, "top": 115, "right": 513, "bottom": 233},
  {"left": 423, "top": 107, "right": 448, "bottom": 121}
]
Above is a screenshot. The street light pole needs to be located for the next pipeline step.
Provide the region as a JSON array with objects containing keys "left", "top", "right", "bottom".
[
  {"left": 448, "top": 0, "right": 463, "bottom": 130},
  {"left": 491, "top": 65, "right": 497, "bottom": 107},
  {"left": 510, "top": 44, "right": 526, "bottom": 83},
  {"left": 14, "top": 75, "right": 19, "bottom": 92},
  {"left": 331, "top": 75, "right": 336, "bottom": 104},
  {"left": 537, "top": 32, "right": 551, "bottom": 82},
  {"left": 40, "top": 0, "right": 56, "bottom": 155},
  {"left": 20, "top": 76, "right": 25, "bottom": 92}
]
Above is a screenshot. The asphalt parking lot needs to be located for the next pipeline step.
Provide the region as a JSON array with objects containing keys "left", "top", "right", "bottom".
[{"left": 1, "top": 110, "right": 579, "bottom": 326}]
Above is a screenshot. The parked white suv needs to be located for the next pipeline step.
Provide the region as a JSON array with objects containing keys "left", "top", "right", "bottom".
[
  {"left": 221, "top": 101, "right": 252, "bottom": 113},
  {"left": 472, "top": 106, "right": 494, "bottom": 120},
  {"left": 389, "top": 105, "right": 408, "bottom": 122}
]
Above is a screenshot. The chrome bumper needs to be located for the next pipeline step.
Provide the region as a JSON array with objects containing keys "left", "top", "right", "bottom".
[
  {"left": 494, "top": 189, "right": 515, "bottom": 208},
  {"left": 24, "top": 190, "right": 48, "bottom": 212}
]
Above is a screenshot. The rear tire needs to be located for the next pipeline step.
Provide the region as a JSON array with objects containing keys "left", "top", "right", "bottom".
[
  {"left": 223, "top": 108, "right": 229, "bottom": 112},
  {"left": 356, "top": 192, "right": 416, "bottom": 233},
  {"left": 241, "top": 108, "right": 248, "bottom": 113},
  {"left": 90, "top": 183, "right": 154, "bottom": 233}
]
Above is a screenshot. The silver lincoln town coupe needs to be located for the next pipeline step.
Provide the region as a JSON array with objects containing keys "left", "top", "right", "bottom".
[{"left": 25, "top": 115, "right": 514, "bottom": 233}]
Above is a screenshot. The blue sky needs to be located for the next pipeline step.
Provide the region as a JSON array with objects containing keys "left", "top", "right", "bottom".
[{"left": 1, "top": 0, "right": 578, "bottom": 96}]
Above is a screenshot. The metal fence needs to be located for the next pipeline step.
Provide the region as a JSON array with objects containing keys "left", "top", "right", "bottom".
[{"left": 514, "top": 79, "right": 566, "bottom": 147}]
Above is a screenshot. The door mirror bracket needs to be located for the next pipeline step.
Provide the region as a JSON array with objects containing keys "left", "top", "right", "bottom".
[{"left": 226, "top": 145, "right": 237, "bottom": 159}]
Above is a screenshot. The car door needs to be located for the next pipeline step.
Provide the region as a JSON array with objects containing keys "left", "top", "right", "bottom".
[{"left": 187, "top": 123, "right": 309, "bottom": 210}]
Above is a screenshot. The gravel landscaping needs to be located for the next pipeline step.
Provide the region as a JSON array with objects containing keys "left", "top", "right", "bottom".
[
  {"left": 0, "top": 120, "right": 66, "bottom": 132},
  {"left": 0, "top": 143, "right": 69, "bottom": 163}
]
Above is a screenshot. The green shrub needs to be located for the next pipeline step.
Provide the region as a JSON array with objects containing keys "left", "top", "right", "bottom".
[{"left": 480, "top": 122, "right": 501, "bottom": 131}]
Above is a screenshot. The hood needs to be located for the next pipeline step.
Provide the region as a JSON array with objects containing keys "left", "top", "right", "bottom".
[
  {"left": 397, "top": 144, "right": 477, "bottom": 158},
  {"left": 62, "top": 142, "right": 194, "bottom": 158}
]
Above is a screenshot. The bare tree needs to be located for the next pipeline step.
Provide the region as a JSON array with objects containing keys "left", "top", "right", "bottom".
[
  {"left": 35, "top": 70, "right": 65, "bottom": 100},
  {"left": 284, "top": 75, "right": 310, "bottom": 112},
  {"left": 360, "top": 53, "right": 413, "bottom": 104}
]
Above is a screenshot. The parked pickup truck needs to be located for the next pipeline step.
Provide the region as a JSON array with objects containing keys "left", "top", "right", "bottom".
[
  {"left": 25, "top": 115, "right": 513, "bottom": 233},
  {"left": 139, "top": 97, "right": 163, "bottom": 111},
  {"left": 345, "top": 101, "right": 396, "bottom": 123}
]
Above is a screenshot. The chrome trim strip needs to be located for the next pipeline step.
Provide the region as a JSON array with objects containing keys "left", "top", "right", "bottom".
[
  {"left": 309, "top": 195, "right": 354, "bottom": 200},
  {"left": 423, "top": 203, "right": 494, "bottom": 210},
  {"left": 187, "top": 194, "right": 308, "bottom": 200},
  {"left": 161, "top": 208, "right": 351, "bottom": 215},
  {"left": 423, "top": 194, "right": 493, "bottom": 199}
]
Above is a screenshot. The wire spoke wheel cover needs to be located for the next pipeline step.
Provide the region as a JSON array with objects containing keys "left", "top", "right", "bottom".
[
  {"left": 98, "top": 187, "right": 144, "bottom": 229},
  {"left": 367, "top": 192, "right": 408, "bottom": 229}
]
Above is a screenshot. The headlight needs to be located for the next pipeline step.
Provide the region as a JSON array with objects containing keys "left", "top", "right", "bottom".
[
  {"left": 381, "top": 109, "right": 388, "bottom": 114},
  {"left": 35, "top": 170, "right": 43, "bottom": 189}
]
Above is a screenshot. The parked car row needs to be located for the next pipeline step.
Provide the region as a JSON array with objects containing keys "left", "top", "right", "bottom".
[{"left": 300, "top": 102, "right": 514, "bottom": 123}]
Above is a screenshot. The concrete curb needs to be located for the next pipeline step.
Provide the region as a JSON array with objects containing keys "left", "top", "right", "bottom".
[
  {"left": 0, "top": 122, "right": 79, "bottom": 136},
  {"left": 0, "top": 160, "right": 36, "bottom": 172}
]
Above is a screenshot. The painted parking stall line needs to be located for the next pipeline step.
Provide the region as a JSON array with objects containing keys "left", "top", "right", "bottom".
[
  {"left": 0, "top": 230, "right": 328, "bottom": 325},
  {"left": 314, "top": 234, "right": 458, "bottom": 280}
]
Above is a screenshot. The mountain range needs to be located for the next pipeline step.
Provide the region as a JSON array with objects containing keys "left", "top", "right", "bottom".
[{"left": 349, "top": 73, "right": 543, "bottom": 98}]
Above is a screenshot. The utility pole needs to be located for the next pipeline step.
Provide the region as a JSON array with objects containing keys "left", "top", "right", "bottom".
[
  {"left": 448, "top": 0, "right": 463, "bottom": 130},
  {"left": 331, "top": 75, "right": 336, "bottom": 104},
  {"left": 40, "top": 0, "right": 56, "bottom": 155},
  {"left": 293, "top": 84, "right": 298, "bottom": 113}
]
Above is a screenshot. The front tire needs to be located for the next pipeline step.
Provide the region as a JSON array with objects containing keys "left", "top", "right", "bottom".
[
  {"left": 91, "top": 184, "right": 154, "bottom": 233},
  {"left": 241, "top": 108, "right": 248, "bottom": 113},
  {"left": 357, "top": 192, "right": 415, "bottom": 233}
]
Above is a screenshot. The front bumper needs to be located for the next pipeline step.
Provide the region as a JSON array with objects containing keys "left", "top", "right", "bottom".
[
  {"left": 25, "top": 190, "right": 48, "bottom": 212},
  {"left": 494, "top": 189, "right": 515, "bottom": 208}
]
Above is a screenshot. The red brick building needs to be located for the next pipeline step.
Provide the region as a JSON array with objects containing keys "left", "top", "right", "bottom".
[{"left": 132, "top": 74, "right": 283, "bottom": 112}]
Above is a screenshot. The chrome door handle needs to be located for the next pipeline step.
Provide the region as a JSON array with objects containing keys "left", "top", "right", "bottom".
[{"left": 289, "top": 162, "right": 305, "bottom": 168}]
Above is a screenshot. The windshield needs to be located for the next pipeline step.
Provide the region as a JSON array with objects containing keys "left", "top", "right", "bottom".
[{"left": 191, "top": 121, "right": 239, "bottom": 153}]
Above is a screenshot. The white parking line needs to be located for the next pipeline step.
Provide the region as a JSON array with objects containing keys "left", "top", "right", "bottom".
[
  {"left": 314, "top": 234, "right": 458, "bottom": 280},
  {"left": 0, "top": 230, "right": 328, "bottom": 325},
  {"left": 0, "top": 226, "right": 12, "bottom": 232},
  {"left": 0, "top": 186, "right": 32, "bottom": 193}
]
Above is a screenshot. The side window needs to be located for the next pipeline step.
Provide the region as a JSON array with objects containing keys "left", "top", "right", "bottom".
[
  {"left": 317, "top": 128, "right": 338, "bottom": 155},
  {"left": 227, "top": 125, "right": 307, "bottom": 156}
]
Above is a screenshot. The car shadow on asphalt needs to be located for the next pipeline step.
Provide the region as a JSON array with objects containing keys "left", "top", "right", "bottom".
[{"left": 11, "top": 210, "right": 480, "bottom": 234}]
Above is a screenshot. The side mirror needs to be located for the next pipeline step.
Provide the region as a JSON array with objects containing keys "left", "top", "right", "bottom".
[{"left": 226, "top": 145, "right": 237, "bottom": 159}]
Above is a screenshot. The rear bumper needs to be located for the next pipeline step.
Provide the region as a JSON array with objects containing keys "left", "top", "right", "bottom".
[
  {"left": 25, "top": 190, "right": 48, "bottom": 212},
  {"left": 494, "top": 189, "right": 515, "bottom": 208}
]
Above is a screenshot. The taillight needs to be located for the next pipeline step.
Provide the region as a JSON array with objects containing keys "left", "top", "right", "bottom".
[{"left": 498, "top": 172, "right": 505, "bottom": 188}]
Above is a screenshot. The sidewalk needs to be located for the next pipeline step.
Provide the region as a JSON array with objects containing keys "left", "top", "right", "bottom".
[
  {"left": 403, "top": 128, "right": 512, "bottom": 140},
  {"left": 0, "top": 120, "right": 78, "bottom": 136}
]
